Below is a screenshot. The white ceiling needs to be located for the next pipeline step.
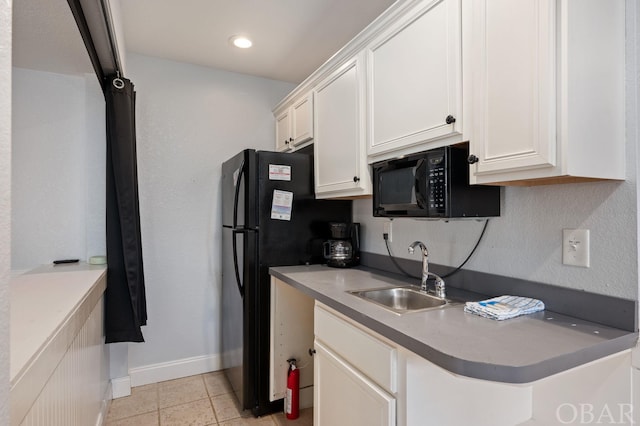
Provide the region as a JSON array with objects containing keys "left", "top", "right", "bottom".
[
  {"left": 119, "top": 0, "right": 396, "bottom": 83},
  {"left": 13, "top": 0, "right": 397, "bottom": 84}
]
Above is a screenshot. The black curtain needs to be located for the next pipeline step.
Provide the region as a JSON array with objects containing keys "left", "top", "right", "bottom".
[{"left": 105, "top": 75, "right": 147, "bottom": 343}]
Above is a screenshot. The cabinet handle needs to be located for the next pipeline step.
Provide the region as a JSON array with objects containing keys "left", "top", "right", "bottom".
[
  {"left": 467, "top": 154, "right": 479, "bottom": 164},
  {"left": 289, "top": 137, "right": 294, "bottom": 142},
  {"left": 353, "top": 176, "right": 360, "bottom": 183},
  {"left": 445, "top": 115, "right": 456, "bottom": 125},
  {"left": 285, "top": 140, "right": 289, "bottom": 145},
  {"left": 308, "top": 348, "right": 316, "bottom": 356}
]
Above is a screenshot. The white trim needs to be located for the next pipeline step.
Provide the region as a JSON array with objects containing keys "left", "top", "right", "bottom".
[
  {"left": 129, "top": 354, "right": 222, "bottom": 387},
  {"left": 111, "top": 376, "right": 131, "bottom": 399}
]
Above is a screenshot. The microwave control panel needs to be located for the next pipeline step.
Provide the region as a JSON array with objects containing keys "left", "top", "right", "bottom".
[
  {"left": 426, "top": 153, "right": 447, "bottom": 215},
  {"left": 372, "top": 145, "right": 500, "bottom": 218}
]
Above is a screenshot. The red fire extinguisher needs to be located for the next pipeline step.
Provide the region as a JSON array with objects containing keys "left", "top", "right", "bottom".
[{"left": 285, "top": 358, "right": 299, "bottom": 420}]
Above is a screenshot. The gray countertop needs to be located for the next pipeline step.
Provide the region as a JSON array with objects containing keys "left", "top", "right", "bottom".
[{"left": 270, "top": 264, "right": 638, "bottom": 383}]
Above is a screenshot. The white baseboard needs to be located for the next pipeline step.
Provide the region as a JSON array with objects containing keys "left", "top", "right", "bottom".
[
  {"left": 129, "top": 354, "right": 222, "bottom": 387},
  {"left": 111, "top": 376, "right": 131, "bottom": 399}
]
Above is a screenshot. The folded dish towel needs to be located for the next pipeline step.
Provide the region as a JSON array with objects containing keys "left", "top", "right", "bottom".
[{"left": 464, "top": 295, "right": 545, "bottom": 320}]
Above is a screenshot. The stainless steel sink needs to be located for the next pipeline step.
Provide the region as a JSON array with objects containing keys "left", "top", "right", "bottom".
[{"left": 348, "top": 286, "right": 448, "bottom": 314}]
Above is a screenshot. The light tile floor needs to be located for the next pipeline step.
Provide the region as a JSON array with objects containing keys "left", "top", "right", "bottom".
[{"left": 105, "top": 372, "right": 313, "bottom": 426}]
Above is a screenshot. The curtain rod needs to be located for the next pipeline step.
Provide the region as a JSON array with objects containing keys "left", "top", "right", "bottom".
[
  {"left": 99, "top": 0, "right": 123, "bottom": 78},
  {"left": 67, "top": 0, "right": 106, "bottom": 85}
]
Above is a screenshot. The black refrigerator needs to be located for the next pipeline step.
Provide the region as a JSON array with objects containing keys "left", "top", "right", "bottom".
[{"left": 221, "top": 149, "right": 351, "bottom": 416}]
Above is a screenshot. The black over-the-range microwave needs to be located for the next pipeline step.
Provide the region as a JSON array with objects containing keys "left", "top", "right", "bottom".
[{"left": 372, "top": 146, "right": 500, "bottom": 218}]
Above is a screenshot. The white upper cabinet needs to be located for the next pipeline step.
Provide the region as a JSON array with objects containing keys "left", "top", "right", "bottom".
[
  {"left": 466, "top": 0, "right": 625, "bottom": 185},
  {"left": 275, "top": 108, "right": 292, "bottom": 152},
  {"left": 273, "top": 0, "right": 625, "bottom": 189},
  {"left": 313, "top": 55, "right": 371, "bottom": 198},
  {"left": 291, "top": 93, "right": 314, "bottom": 146},
  {"left": 366, "top": 0, "right": 462, "bottom": 162},
  {"left": 275, "top": 91, "right": 314, "bottom": 152}
]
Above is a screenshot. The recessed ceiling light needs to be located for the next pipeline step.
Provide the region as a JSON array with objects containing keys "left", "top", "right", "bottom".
[{"left": 229, "top": 35, "right": 253, "bottom": 49}]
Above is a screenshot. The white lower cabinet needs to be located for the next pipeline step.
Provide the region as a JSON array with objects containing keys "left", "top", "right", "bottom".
[
  {"left": 314, "top": 340, "right": 396, "bottom": 426},
  {"left": 282, "top": 299, "right": 634, "bottom": 426},
  {"left": 402, "top": 348, "right": 532, "bottom": 426},
  {"left": 314, "top": 303, "right": 397, "bottom": 425},
  {"left": 529, "top": 351, "right": 632, "bottom": 425}
]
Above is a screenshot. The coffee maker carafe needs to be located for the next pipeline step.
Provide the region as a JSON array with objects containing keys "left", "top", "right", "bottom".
[{"left": 324, "top": 222, "right": 360, "bottom": 268}]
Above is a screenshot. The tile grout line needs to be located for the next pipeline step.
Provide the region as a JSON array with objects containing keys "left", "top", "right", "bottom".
[
  {"left": 156, "top": 381, "right": 161, "bottom": 426},
  {"left": 203, "top": 373, "right": 221, "bottom": 425}
]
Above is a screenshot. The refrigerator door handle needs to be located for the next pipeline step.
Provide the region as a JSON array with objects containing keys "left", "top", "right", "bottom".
[
  {"left": 232, "top": 229, "right": 245, "bottom": 298},
  {"left": 233, "top": 159, "right": 245, "bottom": 229}
]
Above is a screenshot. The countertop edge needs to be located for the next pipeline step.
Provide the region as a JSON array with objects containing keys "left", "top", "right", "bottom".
[
  {"left": 10, "top": 266, "right": 107, "bottom": 426},
  {"left": 270, "top": 267, "right": 639, "bottom": 384},
  {"left": 10, "top": 267, "right": 107, "bottom": 385}
]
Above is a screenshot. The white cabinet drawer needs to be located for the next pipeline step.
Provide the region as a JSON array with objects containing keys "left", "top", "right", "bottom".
[
  {"left": 314, "top": 340, "right": 396, "bottom": 426},
  {"left": 314, "top": 303, "right": 397, "bottom": 393}
]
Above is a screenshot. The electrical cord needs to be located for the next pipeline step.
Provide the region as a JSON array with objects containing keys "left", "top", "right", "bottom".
[
  {"left": 385, "top": 237, "right": 419, "bottom": 279},
  {"left": 384, "top": 219, "right": 490, "bottom": 279},
  {"left": 441, "top": 219, "right": 489, "bottom": 278}
]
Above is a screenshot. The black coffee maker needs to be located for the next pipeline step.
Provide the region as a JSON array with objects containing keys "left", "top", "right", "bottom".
[{"left": 323, "top": 222, "right": 360, "bottom": 268}]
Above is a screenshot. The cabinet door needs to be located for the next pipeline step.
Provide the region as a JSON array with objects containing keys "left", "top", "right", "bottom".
[
  {"left": 292, "top": 93, "right": 313, "bottom": 146},
  {"left": 468, "top": 0, "right": 556, "bottom": 178},
  {"left": 269, "top": 278, "right": 314, "bottom": 405},
  {"left": 275, "top": 109, "right": 292, "bottom": 152},
  {"left": 367, "top": 0, "right": 462, "bottom": 159},
  {"left": 314, "top": 340, "right": 396, "bottom": 426},
  {"left": 313, "top": 55, "right": 370, "bottom": 198}
]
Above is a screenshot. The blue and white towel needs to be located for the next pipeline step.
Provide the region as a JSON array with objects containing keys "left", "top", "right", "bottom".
[{"left": 464, "top": 295, "right": 545, "bottom": 320}]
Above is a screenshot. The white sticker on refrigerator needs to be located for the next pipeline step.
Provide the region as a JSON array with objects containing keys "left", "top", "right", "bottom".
[
  {"left": 271, "top": 190, "right": 293, "bottom": 221},
  {"left": 268, "top": 164, "right": 291, "bottom": 181}
]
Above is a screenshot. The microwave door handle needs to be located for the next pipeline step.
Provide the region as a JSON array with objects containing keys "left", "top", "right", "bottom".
[
  {"left": 414, "top": 176, "right": 423, "bottom": 208},
  {"left": 232, "top": 160, "right": 245, "bottom": 229},
  {"left": 414, "top": 160, "right": 428, "bottom": 209}
]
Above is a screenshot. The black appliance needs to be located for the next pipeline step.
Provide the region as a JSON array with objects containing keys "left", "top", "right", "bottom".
[
  {"left": 372, "top": 146, "right": 500, "bottom": 218},
  {"left": 323, "top": 222, "right": 360, "bottom": 268},
  {"left": 221, "top": 149, "right": 351, "bottom": 416}
]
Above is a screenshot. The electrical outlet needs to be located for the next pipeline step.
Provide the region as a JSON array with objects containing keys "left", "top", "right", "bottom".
[
  {"left": 562, "top": 229, "right": 590, "bottom": 267},
  {"left": 383, "top": 220, "right": 392, "bottom": 242}
]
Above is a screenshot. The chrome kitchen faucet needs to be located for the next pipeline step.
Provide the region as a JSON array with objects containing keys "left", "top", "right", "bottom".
[{"left": 408, "top": 241, "right": 446, "bottom": 298}]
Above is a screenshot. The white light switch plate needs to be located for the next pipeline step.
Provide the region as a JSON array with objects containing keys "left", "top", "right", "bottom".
[{"left": 562, "top": 229, "right": 590, "bottom": 267}]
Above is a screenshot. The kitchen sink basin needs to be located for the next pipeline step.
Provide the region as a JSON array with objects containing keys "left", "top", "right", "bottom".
[{"left": 348, "top": 286, "right": 448, "bottom": 314}]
